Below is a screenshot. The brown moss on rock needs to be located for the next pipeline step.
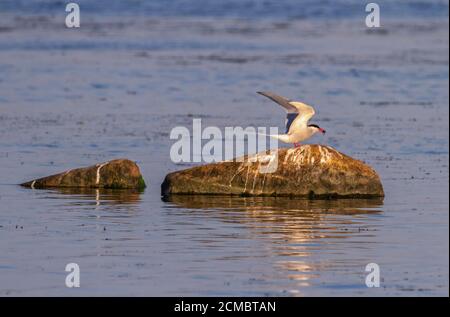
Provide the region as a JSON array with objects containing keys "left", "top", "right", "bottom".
[
  {"left": 161, "top": 145, "right": 384, "bottom": 199},
  {"left": 21, "top": 159, "right": 146, "bottom": 190}
]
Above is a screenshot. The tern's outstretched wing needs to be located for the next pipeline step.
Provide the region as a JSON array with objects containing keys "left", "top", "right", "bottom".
[
  {"left": 257, "top": 91, "right": 316, "bottom": 132},
  {"left": 257, "top": 91, "right": 298, "bottom": 113}
]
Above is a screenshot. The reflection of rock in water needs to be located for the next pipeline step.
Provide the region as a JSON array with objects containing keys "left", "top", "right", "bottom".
[
  {"left": 52, "top": 187, "right": 143, "bottom": 205},
  {"left": 163, "top": 195, "right": 383, "bottom": 215},
  {"left": 163, "top": 195, "right": 383, "bottom": 245},
  {"left": 164, "top": 195, "right": 383, "bottom": 292}
]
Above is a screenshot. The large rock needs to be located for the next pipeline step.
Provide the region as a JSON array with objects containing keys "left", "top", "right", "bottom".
[
  {"left": 21, "top": 159, "right": 146, "bottom": 190},
  {"left": 162, "top": 145, "right": 384, "bottom": 198}
]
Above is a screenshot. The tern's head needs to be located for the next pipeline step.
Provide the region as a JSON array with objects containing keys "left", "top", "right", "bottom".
[{"left": 308, "top": 124, "right": 326, "bottom": 135}]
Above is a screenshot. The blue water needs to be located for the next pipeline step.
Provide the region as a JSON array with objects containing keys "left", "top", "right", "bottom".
[
  {"left": 0, "top": 0, "right": 448, "bottom": 19},
  {"left": 0, "top": 0, "right": 448, "bottom": 296}
]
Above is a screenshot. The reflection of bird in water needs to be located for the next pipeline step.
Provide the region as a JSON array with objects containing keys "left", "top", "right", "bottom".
[{"left": 257, "top": 91, "right": 326, "bottom": 147}]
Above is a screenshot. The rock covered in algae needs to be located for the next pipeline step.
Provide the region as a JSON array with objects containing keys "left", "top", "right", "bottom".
[
  {"left": 161, "top": 145, "right": 384, "bottom": 198},
  {"left": 21, "top": 159, "right": 146, "bottom": 190}
]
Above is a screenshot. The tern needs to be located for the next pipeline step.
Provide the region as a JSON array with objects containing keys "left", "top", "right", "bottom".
[{"left": 257, "top": 91, "right": 326, "bottom": 147}]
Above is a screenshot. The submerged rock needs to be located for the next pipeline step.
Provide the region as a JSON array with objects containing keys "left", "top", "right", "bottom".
[
  {"left": 21, "top": 159, "right": 146, "bottom": 190},
  {"left": 161, "top": 145, "right": 384, "bottom": 198}
]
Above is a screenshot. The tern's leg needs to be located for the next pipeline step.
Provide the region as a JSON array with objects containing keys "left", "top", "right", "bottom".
[{"left": 294, "top": 142, "right": 301, "bottom": 148}]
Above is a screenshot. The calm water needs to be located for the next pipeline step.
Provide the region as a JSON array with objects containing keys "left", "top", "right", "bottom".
[{"left": 0, "top": 1, "right": 448, "bottom": 296}]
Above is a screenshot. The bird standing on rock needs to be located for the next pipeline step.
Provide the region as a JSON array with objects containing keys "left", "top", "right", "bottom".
[{"left": 257, "top": 91, "right": 326, "bottom": 147}]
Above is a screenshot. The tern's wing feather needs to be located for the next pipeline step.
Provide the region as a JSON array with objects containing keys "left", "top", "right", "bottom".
[
  {"left": 257, "top": 91, "right": 298, "bottom": 113},
  {"left": 287, "top": 101, "right": 316, "bottom": 134},
  {"left": 289, "top": 101, "right": 315, "bottom": 124},
  {"left": 285, "top": 113, "right": 298, "bottom": 133}
]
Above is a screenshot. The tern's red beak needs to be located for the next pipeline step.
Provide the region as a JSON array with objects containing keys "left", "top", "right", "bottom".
[{"left": 319, "top": 128, "right": 326, "bottom": 134}]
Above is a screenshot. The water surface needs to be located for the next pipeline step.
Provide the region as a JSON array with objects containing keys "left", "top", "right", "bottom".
[{"left": 0, "top": 1, "right": 448, "bottom": 296}]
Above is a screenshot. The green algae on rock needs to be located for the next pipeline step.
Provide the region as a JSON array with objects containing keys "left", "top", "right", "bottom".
[
  {"left": 21, "top": 159, "right": 146, "bottom": 190},
  {"left": 161, "top": 145, "right": 384, "bottom": 198}
]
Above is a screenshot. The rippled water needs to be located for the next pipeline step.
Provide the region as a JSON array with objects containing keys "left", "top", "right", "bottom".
[{"left": 0, "top": 1, "right": 448, "bottom": 296}]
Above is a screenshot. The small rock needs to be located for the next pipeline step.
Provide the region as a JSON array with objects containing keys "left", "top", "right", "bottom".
[{"left": 21, "top": 159, "right": 146, "bottom": 190}]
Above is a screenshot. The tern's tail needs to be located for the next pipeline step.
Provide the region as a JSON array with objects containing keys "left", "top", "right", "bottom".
[{"left": 249, "top": 131, "right": 291, "bottom": 143}]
